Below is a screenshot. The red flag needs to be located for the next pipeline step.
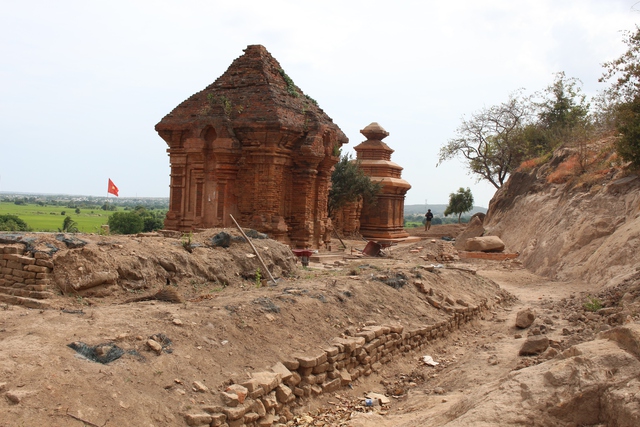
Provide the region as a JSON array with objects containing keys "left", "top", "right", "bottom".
[{"left": 107, "top": 179, "right": 119, "bottom": 197}]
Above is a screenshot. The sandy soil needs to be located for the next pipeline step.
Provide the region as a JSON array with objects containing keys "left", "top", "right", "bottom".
[{"left": 0, "top": 225, "right": 636, "bottom": 427}]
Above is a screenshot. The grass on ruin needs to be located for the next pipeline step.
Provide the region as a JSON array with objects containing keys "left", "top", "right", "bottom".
[{"left": 0, "top": 201, "right": 117, "bottom": 233}]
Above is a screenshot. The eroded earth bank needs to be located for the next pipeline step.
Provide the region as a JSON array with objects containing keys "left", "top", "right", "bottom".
[{"left": 0, "top": 225, "right": 638, "bottom": 427}]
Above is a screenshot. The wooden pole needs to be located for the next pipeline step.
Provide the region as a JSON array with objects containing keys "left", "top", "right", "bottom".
[
  {"left": 333, "top": 228, "right": 347, "bottom": 250},
  {"left": 229, "top": 214, "right": 277, "bottom": 285}
]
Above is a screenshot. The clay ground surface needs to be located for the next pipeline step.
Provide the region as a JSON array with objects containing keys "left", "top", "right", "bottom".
[{"left": 0, "top": 224, "right": 638, "bottom": 427}]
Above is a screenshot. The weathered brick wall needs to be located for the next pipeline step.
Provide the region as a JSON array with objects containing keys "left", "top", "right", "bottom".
[
  {"left": 184, "top": 302, "right": 488, "bottom": 427},
  {"left": 0, "top": 245, "right": 54, "bottom": 308}
]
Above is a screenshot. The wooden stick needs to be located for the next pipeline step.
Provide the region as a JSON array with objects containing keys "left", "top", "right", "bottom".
[
  {"left": 229, "top": 214, "right": 277, "bottom": 285},
  {"left": 66, "top": 411, "right": 102, "bottom": 427},
  {"left": 332, "top": 228, "right": 347, "bottom": 249}
]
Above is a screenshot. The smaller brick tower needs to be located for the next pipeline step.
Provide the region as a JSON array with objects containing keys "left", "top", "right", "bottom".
[{"left": 355, "top": 122, "right": 411, "bottom": 240}]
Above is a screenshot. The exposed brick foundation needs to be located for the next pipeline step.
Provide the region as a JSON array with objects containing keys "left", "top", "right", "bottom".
[
  {"left": 184, "top": 301, "right": 490, "bottom": 426},
  {"left": 0, "top": 245, "right": 54, "bottom": 309}
]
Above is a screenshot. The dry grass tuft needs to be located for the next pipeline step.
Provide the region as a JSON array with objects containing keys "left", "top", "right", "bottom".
[{"left": 547, "top": 155, "right": 581, "bottom": 184}]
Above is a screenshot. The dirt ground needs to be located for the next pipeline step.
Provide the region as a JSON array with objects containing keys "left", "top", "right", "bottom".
[{"left": 1, "top": 224, "right": 638, "bottom": 426}]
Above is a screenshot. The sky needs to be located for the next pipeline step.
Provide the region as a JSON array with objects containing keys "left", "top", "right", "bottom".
[{"left": 0, "top": 0, "right": 638, "bottom": 208}]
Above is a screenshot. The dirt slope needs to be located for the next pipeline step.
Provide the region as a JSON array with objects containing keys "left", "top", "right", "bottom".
[
  {"left": 0, "top": 228, "right": 508, "bottom": 427},
  {"left": 484, "top": 142, "right": 640, "bottom": 287}
]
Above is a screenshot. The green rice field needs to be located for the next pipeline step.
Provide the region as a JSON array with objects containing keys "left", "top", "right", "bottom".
[{"left": 0, "top": 202, "right": 117, "bottom": 233}]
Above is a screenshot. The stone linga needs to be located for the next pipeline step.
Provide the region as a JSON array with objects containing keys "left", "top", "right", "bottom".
[{"left": 156, "top": 45, "right": 348, "bottom": 248}]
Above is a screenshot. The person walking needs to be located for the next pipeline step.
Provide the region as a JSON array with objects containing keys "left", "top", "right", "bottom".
[{"left": 425, "top": 209, "right": 434, "bottom": 231}]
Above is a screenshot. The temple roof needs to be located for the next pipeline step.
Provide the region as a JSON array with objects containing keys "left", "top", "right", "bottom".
[{"left": 155, "top": 45, "right": 347, "bottom": 144}]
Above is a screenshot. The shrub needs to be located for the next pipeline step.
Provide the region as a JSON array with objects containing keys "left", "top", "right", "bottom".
[
  {"left": 584, "top": 296, "right": 603, "bottom": 312},
  {"left": 0, "top": 214, "right": 30, "bottom": 231},
  {"left": 615, "top": 99, "right": 640, "bottom": 169},
  {"left": 108, "top": 211, "right": 144, "bottom": 234}
]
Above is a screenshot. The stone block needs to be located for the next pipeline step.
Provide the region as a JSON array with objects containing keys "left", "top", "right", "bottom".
[
  {"left": 295, "top": 351, "right": 327, "bottom": 368},
  {"left": 226, "top": 384, "right": 248, "bottom": 403},
  {"left": 363, "top": 325, "right": 385, "bottom": 337},
  {"left": 300, "top": 374, "right": 316, "bottom": 385},
  {"left": 331, "top": 337, "right": 359, "bottom": 353},
  {"left": 281, "top": 359, "right": 299, "bottom": 371},
  {"left": 516, "top": 309, "right": 536, "bottom": 329},
  {"left": 222, "top": 405, "right": 247, "bottom": 421},
  {"left": 249, "top": 371, "right": 281, "bottom": 394},
  {"left": 284, "top": 371, "right": 301, "bottom": 388},
  {"left": 323, "top": 346, "right": 339, "bottom": 357},
  {"left": 35, "top": 259, "right": 54, "bottom": 269},
  {"left": 221, "top": 391, "right": 241, "bottom": 407},
  {"left": 356, "top": 330, "right": 376, "bottom": 342},
  {"left": 201, "top": 405, "right": 225, "bottom": 414},
  {"left": 184, "top": 413, "right": 213, "bottom": 426},
  {"left": 327, "top": 370, "right": 340, "bottom": 380},
  {"left": 210, "top": 413, "right": 227, "bottom": 426},
  {"left": 24, "top": 265, "right": 48, "bottom": 273},
  {"left": 6, "top": 261, "right": 22, "bottom": 270},
  {"left": 258, "top": 414, "right": 276, "bottom": 427},
  {"left": 321, "top": 378, "right": 341, "bottom": 393},
  {"left": 312, "top": 362, "right": 329, "bottom": 374},
  {"left": 275, "top": 384, "right": 295, "bottom": 403},
  {"left": 519, "top": 336, "right": 549, "bottom": 356},
  {"left": 363, "top": 339, "right": 381, "bottom": 354},
  {"left": 16, "top": 255, "right": 36, "bottom": 265},
  {"left": 339, "top": 370, "right": 352, "bottom": 385},
  {"left": 271, "top": 362, "right": 293, "bottom": 382},
  {"left": 298, "top": 366, "right": 313, "bottom": 376},
  {"left": 249, "top": 399, "right": 266, "bottom": 417},
  {"left": 261, "top": 391, "right": 278, "bottom": 410},
  {"left": 464, "top": 236, "right": 505, "bottom": 252},
  {"left": 244, "top": 412, "right": 260, "bottom": 423}
]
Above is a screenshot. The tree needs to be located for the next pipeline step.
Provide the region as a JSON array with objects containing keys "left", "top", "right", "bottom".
[
  {"left": 438, "top": 92, "right": 531, "bottom": 189},
  {"left": 536, "top": 72, "right": 590, "bottom": 138},
  {"left": 533, "top": 72, "right": 592, "bottom": 169},
  {"left": 60, "top": 216, "right": 79, "bottom": 233},
  {"left": 108, "top": 211, "right": 144, "bottom": 234},
  {"left": 444, "top": 187, "right": 474, "bottom": 223},
  {"left": 132, "top": 206, "right": 165, "bottom": 232},
  {"left": 0, "top": 214, "right": 30, "bottom": 231},
  {"left": 600, "top": 26, "right": 640, "bottom": 169},
  {"left": 600, "top": 26, "right": 640, "bottom": 103},
  {"left": 328, "top": 153, "right": 381, "bottom": 216}
]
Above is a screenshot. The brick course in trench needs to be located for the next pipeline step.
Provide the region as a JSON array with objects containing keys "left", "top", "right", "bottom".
[{"left": 184, "top": 301, "right": 489, "bottom": 427}]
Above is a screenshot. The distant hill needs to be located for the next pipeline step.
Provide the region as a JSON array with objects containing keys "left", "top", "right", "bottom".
[{"left": 404, "top": 204, "right": 487, "bottom": 216}]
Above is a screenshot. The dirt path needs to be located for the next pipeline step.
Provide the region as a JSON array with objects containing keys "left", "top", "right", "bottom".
[{"left": 337, "top": 267, "right": 604, "bottom": 426}]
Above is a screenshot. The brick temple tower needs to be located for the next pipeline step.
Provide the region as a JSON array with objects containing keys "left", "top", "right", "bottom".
[
  {"left": 155, "top": 45, "right": 348, "bottom": 248},
  {"left": 354, "top": 122, "right": 411, "bottom": 240}
]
